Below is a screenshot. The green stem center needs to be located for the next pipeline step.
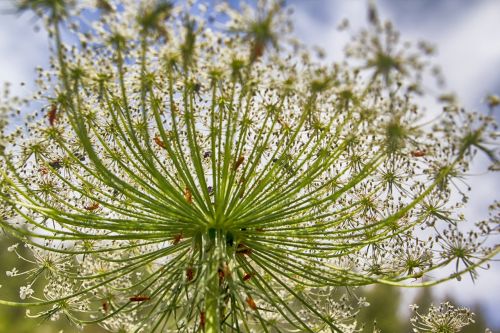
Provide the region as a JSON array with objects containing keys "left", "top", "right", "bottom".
[{"left": 205, "top": 232, "right": 221, "bottom": 333}]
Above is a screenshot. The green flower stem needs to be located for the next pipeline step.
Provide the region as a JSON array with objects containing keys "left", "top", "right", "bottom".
[
  {"left": 216, "top": 81, "right": 237, "bottom": 223},
  {"left": 182, "top": 73, "right": 213, "bottom": 214},
  {"left": 205, "top": 260, "right": 220, "bottom": 332},
  {"left": 205, "top": 233, "right": 221, "bottom": 333}
]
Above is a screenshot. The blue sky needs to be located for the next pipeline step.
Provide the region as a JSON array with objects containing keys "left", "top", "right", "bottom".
[{"left": 1, "top": 0, "right": 499, "bottom": 328}]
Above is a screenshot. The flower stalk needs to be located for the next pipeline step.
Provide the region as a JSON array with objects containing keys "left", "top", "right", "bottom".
[{"left": 205, "top": 231, "right": 221, "bottom": 333}]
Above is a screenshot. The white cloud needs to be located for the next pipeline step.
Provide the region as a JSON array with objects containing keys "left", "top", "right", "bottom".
[
  {"left": 290, "top": 1, "right": 367, "bottom": 61},
  {"left": 0, "top": 9, "right": 50, "bottom": 96},
  {"left": 380, "top": 0, "right": 500, "bottom": 108}
]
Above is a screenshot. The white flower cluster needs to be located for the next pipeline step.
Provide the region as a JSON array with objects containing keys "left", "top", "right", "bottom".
[
  {"left": 19, "top": 284, "right": 34, "bottom": 300},
  {"left": 410, "top": 302, "right": 476, "bottom": 333},
  {"left": 6, "top": 267, "right": 19, "bottom": 277}
]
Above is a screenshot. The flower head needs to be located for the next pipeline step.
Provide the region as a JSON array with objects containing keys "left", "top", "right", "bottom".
[
  {"left": 410, "top": 302, "right": 475, "bottom": 333},
  {"left": 0, "top": 1, "right": 498, "bottom": 332}
]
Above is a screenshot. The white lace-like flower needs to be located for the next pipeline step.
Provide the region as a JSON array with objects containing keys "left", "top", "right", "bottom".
[
  {"left": 19, "top": 284, "right": 34, "bottom": 300},
  {"left": 6, "top": 267, "right": 18, "bottom": 277},
  {"left": 410, "top": 302, "right": 475, "bottom": 333}
]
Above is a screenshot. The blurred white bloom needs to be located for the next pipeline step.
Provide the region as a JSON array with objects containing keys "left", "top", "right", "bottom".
[
  {"left": 6, "top": 267, "right": 18, "bottom": 277},
  {"left": 19, "top": 284, "right": 34, "bottom": 300},
  {"left": 411, "top": 302, "right": 475, "bottom": 333}
]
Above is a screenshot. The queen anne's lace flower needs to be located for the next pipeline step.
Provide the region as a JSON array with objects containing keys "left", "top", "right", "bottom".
[
  {"left": 19, "top": 284, "right": 34, "bottom": 300},
  {"left": 0, "top": 0, "right": 498, "bottom": 332},
  {"left": 410, "top": 302, "right": 476, "bottom": 333},
  {"left": 6, "top": 267, "right": 19, "bottom": 277}
]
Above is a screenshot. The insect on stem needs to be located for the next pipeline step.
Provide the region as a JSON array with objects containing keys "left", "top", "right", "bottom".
[
  {"left": 84, "top": 202, "right": 100, "bottom": 211},
  {"left": 183, "top": 187, "right": 193, "bottom": 204},
  {"left": 233, "top": 155, "right": 245, "bottom": 171},
  {"left": 246, "top": 296, "right": 257, "bottom": 310},
  {"left": 48, "top": 104, "right": 57, "bottom": 126},
  {"left": 154, "top": 135, "right": 166, "bottom": 149}
]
